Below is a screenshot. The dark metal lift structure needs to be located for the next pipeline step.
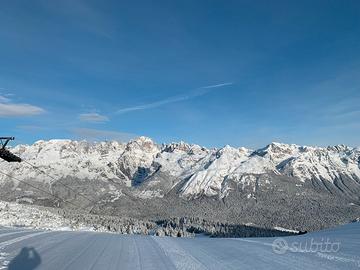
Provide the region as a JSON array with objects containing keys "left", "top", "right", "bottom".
[{"left": 0, "top": 137, "right": 22, "bottom": 162}]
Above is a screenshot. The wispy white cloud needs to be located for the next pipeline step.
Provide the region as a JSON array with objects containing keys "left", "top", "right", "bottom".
[
  {"left": 78, "top": 112, "right": 109, "bottom": 123},
  {"left": 72, "top": 128, "right": 137, "bottom": 142},
  {"left": 200, "top": 82, "right": 233, "bottom": 89},
  {"left": 0, "top": 95, "right": 11, "bottom": 103},
  {"left": 115, "top": 82, "right": 233, "bottom": 114},
  {"left": 0, "top": 95, "right": 45, "bottom": 117}
]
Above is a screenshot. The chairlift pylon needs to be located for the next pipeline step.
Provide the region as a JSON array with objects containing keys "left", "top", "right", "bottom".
[{"left": 0, "top": 137, "right": 22, "bottom": 162}]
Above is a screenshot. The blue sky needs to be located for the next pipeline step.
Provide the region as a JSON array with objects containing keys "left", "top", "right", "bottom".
[{"left": 0, "top": 0, "right": 359, "bottom": 148}]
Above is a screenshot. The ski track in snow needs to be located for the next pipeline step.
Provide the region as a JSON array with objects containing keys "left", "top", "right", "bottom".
[
  {"left": 152, "top": 236, "right": 207, "bottom": 270},
  {"left": 0, "top": 223, "right": 359, "bottom": 269}
]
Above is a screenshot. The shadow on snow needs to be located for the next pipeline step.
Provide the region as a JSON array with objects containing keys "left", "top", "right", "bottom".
[{"left": 8, "top": 247, "right": 41, "bottom": 270}]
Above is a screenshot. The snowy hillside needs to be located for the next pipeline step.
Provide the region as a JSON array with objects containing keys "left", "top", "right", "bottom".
[{"left": 0, "top": 201, "right": 85, "bottom": 230}]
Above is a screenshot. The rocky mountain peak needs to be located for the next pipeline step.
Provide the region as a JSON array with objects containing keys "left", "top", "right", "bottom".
[
  {"left": 162, "top": 141, "right": 193, "bottom": 153},
  {"left": 125, "top": 136, "right": 157, "bottom": 152}
]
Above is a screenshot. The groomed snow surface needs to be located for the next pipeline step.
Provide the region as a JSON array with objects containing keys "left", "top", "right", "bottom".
[{"left": 0, "top": 223, "right": 359, "bottom": 269}]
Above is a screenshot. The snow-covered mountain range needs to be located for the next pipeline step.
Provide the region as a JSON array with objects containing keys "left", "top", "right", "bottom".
[
  {"left": 1, "top": 137, "right": 360, "bottom": 231},
  {"left": 1, "top": 137, "right": 359, "bottom": 199}
]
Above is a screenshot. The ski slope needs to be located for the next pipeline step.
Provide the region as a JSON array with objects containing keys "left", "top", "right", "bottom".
[{"left": 0, "top": 223, "right": 359, "bottom": 270}]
